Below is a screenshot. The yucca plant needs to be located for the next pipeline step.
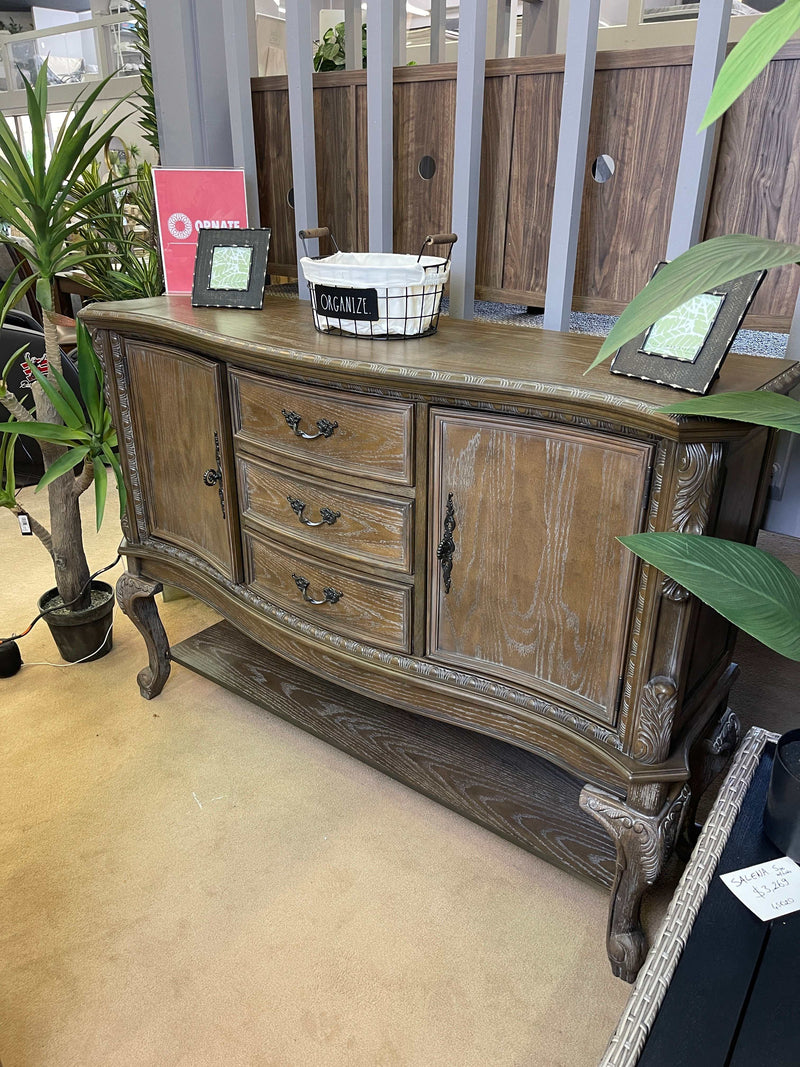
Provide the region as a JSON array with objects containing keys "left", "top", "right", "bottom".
[
  {"left": 589, "top": 0, "right": 800, "bottom": 661},
  {"left": 0, "top": 61, "right": 129, "bottom": 612}
]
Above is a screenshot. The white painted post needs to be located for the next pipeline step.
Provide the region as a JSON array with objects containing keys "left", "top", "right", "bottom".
[
  {"left": 542, "top": 0, "right": 601, "bottom": 333},
  {"left": 494, "top": 0, "right": 511, "bottom": 59},
  {"left": 666, "top": 0, "right": 733, "bottom": 259},
  {"left": 344, "top": 0, "right": 362, "bottom": 71},
  {"left": 367, "top": 2, "right": 394, "bottom": 252},
  {"left": 222, "top": 0, "right": 261, "bottom": 226},
  {"left": 449, "top": 0, "right": 489, "bottom": 320},
  {"left": 431, "top": 0, "right": 447, "bottom": 63},
  {"left": 393, "top": 0, "right": 406, "bottom": 67},
  {"left": 285, "top": 0, "right": 319, "bottom": 298}
]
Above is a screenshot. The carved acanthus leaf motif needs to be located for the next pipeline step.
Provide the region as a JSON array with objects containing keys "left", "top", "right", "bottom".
[
  {"left": 671, "top": 442, "right": 723, "bottom": 535},
  {"left": 633, "top": 676, "right": 678, "bottom": 763},
  {"left": 580, "top": 783, "right": 690, "bottom": 885}
]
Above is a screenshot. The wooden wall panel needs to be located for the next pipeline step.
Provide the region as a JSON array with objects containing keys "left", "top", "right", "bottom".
[
  {"left": 475, "top": 75, "right": 515, "bottom": 292},
  {"left": 313, "top": 84, "right": 359, "bottom": 257},
  {"left": 574, "top": 63, "right": 691, "bottom": 311},
  {"left": 252, "top": 88, "right": 295, "bottom": 273},
  {"left": 392, "top": 78, "right": 456, "bottom": 254},
  {"left": 355, "top": 83, "right": 369, "bottom": 252},
  {"left": 703, "top": 54, "right": 800, "bottom": 329},
  {"left": 501, "top": 71, "right": 563, "bottom": 300}
]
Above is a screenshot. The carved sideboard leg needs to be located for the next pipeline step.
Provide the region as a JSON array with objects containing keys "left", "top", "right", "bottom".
[
  {"left": 579, "top": 781, "right": 691, "bottom": 982},
  {"left": 678, "top": 708, "right": 740, "bottom": 859},
  {"left": 116, "top": 571, "right": 171, "bottom": 699}
]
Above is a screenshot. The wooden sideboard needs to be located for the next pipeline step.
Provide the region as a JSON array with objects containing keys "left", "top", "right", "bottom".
[{"left": 83, "top": 295, "right": 800, "bottom": 981}]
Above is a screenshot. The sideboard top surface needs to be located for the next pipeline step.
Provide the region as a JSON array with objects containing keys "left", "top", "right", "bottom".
[{"left": 82, "top": 295, "right": 799, "bottom": 435}]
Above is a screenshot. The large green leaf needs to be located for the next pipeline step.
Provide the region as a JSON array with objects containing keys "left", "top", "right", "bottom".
[
  {"left": 0, "top": 430, "right": 17, "bottom": 507},
  {"left": 23, "top": 357, "right": 84, "bottom": 430},
  {"left": 35, "top": 444, "right": 91, "bottom": 490},
  {"left": 590, "top": 236, "right": 800, "bottom": 369},
  {"left": 702, "top": 0, "right": 800, "bottom": 128},
  {"left": 619, "top": 532, "right": 800, "bottom": 661},
  {"left": 657, "top": 391, "right": 800, "bottom": 433},
  {"left": 0, "top": 420, "right": 90, "bottom": 444},
  {"left": 92, "top": 455, "right": 107, "bottom": 530}
]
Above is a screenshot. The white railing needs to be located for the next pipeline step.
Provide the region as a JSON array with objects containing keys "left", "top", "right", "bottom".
[{"left": 0, "top": 11, "right": 142, "bottom": 112}]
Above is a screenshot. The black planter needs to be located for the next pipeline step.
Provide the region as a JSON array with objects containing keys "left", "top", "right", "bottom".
[
  {"left": 764, "top": 729, "right": 800, "bottom": 862},
  {"left": 37, "top": 580, "right": 115, "bottom": 663}
]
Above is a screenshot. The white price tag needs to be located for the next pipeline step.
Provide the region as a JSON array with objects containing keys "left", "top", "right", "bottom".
[
  {"left": 720, "top": 857, "right": 800, "bottom": 921},
  {"left": 18, "top": 512, "right": 32, "bottom": 535}
]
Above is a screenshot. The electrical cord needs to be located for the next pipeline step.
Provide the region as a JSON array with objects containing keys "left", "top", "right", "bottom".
[{"left": 1, "top": 553, "right": 122, "bottom": 644}]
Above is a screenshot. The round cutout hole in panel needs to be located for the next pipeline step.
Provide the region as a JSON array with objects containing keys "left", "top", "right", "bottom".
[
  {"left": 418, "top": 155, "right": 436, "bottom": 181},
  {"left": 287, "top": 187, "right": 295, "bottom": 208},
  {"left": 591, "top": 154, "right": 615, "bottom": 183}
]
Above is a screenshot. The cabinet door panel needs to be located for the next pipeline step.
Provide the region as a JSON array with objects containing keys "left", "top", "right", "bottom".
[
  {"left": 126, "top": 342, "right": 239, "bottom": 580},
  {"left": 429, "top": 411, "right": 652, "bottom": 725}
]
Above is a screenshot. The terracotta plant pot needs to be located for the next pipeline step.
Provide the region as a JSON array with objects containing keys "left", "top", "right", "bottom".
[{"left": 37, "top": 579, "right": 114, "bottom": 663}]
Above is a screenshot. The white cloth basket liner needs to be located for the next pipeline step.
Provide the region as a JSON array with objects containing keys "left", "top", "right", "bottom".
[{"left": 300, "top": 251, "right": 450, "bottom": 337}]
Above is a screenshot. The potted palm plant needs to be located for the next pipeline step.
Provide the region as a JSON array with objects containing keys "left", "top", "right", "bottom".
[
  {"left": 589, "top": 0, "right": 800, "bottom": 664},
  {"left": 0, "top": 62, "right": 128, "bottom": 660}
]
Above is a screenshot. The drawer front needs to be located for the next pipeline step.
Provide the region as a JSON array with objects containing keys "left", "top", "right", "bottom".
[
  {"left": 230, "top": 370, "right": 415, "bottom": 485},
  {"left": 246, "top": 534, "right": 412, "bottom": 653},
  {"left": 238, "top": 456, "right": 414, "bottom": 573}
]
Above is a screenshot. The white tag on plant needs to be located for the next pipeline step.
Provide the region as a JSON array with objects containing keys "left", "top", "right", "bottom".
[
  {"left": 720, "top": 857, "right": 800, "bottom": 921},
  {"left": 18, "top": 512, "right": 32, "bottom": 536}
]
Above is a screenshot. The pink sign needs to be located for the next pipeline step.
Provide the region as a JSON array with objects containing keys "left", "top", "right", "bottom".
[{"left": 153, "top": 168, "right": 249, "bottom": 294}]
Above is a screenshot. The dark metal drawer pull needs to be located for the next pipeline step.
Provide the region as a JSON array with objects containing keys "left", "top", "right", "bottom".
[
  {"left": 282, "top": 408, "right": 339, "bottom": 440},
  {"left": 436, "top": 492, "right": 456, "bottom": 594},
  {"left": 292, "top": 573, "right": 343, "bottom": 605},
  {"left": 287, "top": 496, "right": 341, "bottom": 527}
]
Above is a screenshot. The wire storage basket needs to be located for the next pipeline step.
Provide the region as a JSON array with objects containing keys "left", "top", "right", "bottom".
[{"left": 298, "top": 228, "right": 457, "bottom": 339}]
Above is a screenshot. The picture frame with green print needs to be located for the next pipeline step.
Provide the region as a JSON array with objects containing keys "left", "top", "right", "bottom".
[
  {"left": 191, "top": 227, "right": 271, "bottom": 309},
  {"left": 609, "top": 261, "right": 766, "bottom": 394}
]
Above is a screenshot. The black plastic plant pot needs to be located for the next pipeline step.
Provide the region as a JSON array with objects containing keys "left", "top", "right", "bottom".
[
  {"left": 37, "top": 579, "right": 114, "bottom": 663},
  {"left": 764, "top": 729, "right": 800, "bottom": 862}
]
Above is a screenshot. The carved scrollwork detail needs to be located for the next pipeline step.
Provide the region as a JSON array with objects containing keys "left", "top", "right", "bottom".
[
  {"left": 711, "top": 708, "right": 740, "bottom": 756},
  {"left": 108, "top": 331, "right": 144, "bottom": 542},
  {"left": 662, "top": 576, "right": 689, "bottom": 602},
  {"left": 580, "top": 782, "right": 691, "bottom": 980},
  {"left": 633, "top": 676, "right": 678, "bottom": 764},
  {"left": 129, "top": 538, "right": 627, "bottom": 751},
  {"left": 671, "top": 442, "right": 723, "bottom": 535}
]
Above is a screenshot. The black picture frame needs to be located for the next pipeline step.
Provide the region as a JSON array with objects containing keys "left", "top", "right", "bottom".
[
  {"left": 191, "top": 227, "right": 271, "bottom": 309},
  {"left": 609, "top": 263, "right": 766, "bottom": 394}
]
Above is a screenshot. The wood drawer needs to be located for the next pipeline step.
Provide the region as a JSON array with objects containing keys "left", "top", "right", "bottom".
[
  {"left": 230, "top": 370, "right": 415, "bottom": 485},
  {"left": 245, "top": 533, "right": 412, "bottom": 653},
  {"left": 238, "top": 455, "right": 414, "bottom": 573}
]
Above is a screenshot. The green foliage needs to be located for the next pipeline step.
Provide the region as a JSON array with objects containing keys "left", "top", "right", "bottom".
[
  {"left": 701, "top": 0, "right": 800, "bottom": 128},
  {"left": 313, "top": 21, "right": 366, "bottom": 71},
  {"left": 0, "top": 429, "right": 17, "bottom": 508},
  {"left": 619, "top": 534, "right": 800, "bottom": 661},
  {"left": 128, "top": 0, "right": 159, "bottom": 159},
  {"left": 608, "top": 0, "right": 800, "bottom": 661},
  {"left": 655, "top": 391, "right": 800, "bottom": 434},
  {"left": 590, "top": 235, "right": 800, "bottom": 369},
  {"left": 0, "top": 61, "right": 129, "bottom": 304},
  {"left": 72, "top": 157, "right": 164, "bottom": 301},
  {"left": 0, "top": 322, "right": 126, "bottom": 530}
]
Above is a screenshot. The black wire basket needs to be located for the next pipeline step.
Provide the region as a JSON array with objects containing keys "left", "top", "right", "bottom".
[{"left": 298, "top": 228, "right": 457, "bottom": 339}]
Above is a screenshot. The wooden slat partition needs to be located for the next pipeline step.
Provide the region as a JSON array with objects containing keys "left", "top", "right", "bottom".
[{"left": 251, "top": 42, "right": 800, "bottom": 328}]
